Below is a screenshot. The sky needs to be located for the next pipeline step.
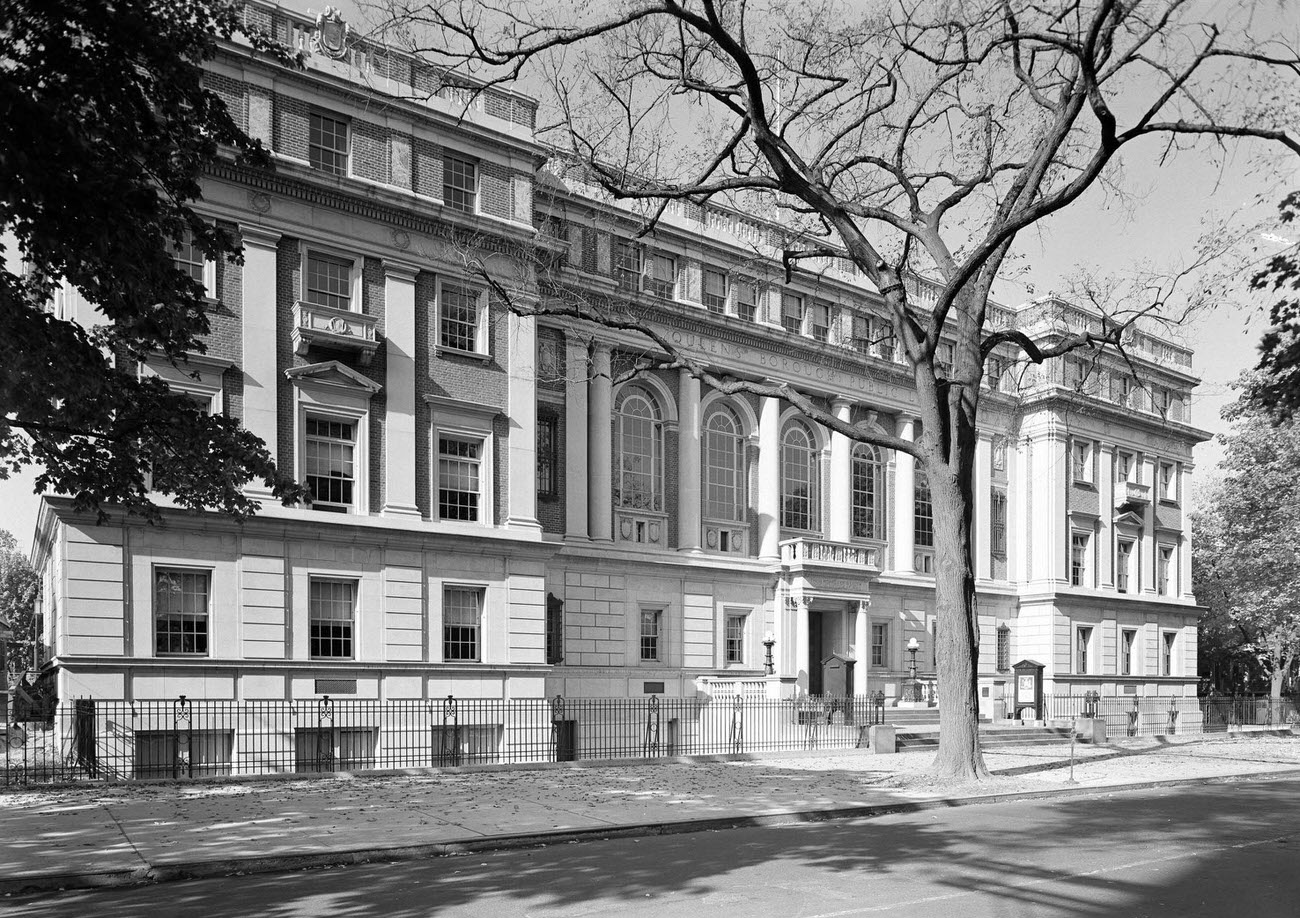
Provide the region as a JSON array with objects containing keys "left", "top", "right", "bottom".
[{"left": 1, "top": 2, "right": 1296, "bottom": 554}]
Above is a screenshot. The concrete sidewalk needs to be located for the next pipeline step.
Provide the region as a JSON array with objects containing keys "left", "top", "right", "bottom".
[{"left": 3, "top": 732, "right": 1298, "bottom": 896}]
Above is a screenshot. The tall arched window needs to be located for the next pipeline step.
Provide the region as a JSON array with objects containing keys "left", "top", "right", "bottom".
[
  {"left": 914, "top": 470, "right": 934, "bottom": 548},
  {"left": 851, "top": 444, "right": 885, "bottom": 540},
  {"left": 616, "top": 388, "right": 663, "bottom": 511},
  {"left": 704, "top": 406, "right": 745, "bottom": 521},
  {"left": 781, "top": 421, "right": 819, "bottom": 531}
]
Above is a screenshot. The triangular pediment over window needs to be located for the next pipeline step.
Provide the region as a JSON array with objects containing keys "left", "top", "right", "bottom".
[
  {"left": 284, "top": 360, "right": 382, "bottom": 397},
  {"left": 1114, "top": 510, "right": 1145, "bottom": 528}
]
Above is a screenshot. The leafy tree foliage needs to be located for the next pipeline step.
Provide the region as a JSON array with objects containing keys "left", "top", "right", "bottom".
[
  {"left": 0, "top": 0, "right": 307, "bottom": 521},
  {"left": 1247, "top": 191, "right": 1300, "bottom": 418},
  {"left": 1194, "top": 385, "right": 1300, "bottom": 699},
  {"left": 376, "top": 0, "right": 1300, "bottom": 777},
  {"left": 0, "top": 529, "right": 39, "bottom": 682}
]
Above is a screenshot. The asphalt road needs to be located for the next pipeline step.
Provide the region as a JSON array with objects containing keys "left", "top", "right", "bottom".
[{"left": 7, "top": 777, "right": 1298, "bottom": 917}]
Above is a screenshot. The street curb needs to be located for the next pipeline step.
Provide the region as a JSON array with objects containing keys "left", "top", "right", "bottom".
[{"left": 7, "top": 767, "right": 1300, "bottom": 897}]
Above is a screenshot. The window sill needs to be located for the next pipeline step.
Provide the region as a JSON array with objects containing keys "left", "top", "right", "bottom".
[
  {"left": 436, "top": 345, "right": 491, "bottom": 363},
  {"left": 1072, "top": 480, "right": 1096, "bottom": 490}
]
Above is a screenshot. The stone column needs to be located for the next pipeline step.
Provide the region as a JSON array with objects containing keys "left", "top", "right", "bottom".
[
  {"left": 506, "top": 307, "right": 540, "bottom": 531},
  {"left": 757, "top": 395, "right": 782, "bottom": 560},
  {"left": 382, "top": 262, "right": 420, "bottom": 518},
  {"left": 827, "top": 398, "right": 852, "bottom": 543},
  {"left": 854, "top": 600, "right": 870, "bottom": 694},
  {"left": 794, "top": 595, "right": 810, "bottom": 694},
  {"left": 892, "top": 415, "right": 916, "bottom": 573},
  {"left": 588, "top": 343, "right": 613, "bottom": 542},
  {"left": 240, "top": 225, "right": 281, "bottom": 499},
  {"left": 1098, "top": 445, "right": 1115, "bottom": 588},
  {"left": 1141, "top": 454, "right": 1157, "bottom": 593},
  {"left": 564, "top": 337, "right": 589, "bottom": 541},
  {"left": 974, "top": 433, "right": 992, "bottom": 580},
  {"left": 677, "top": 369, "right": 702, "bottom": 552}
]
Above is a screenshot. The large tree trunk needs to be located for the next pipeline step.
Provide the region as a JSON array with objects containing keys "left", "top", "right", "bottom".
[{"left": 924, "top": 398, "right": 989, "bottom": 780}]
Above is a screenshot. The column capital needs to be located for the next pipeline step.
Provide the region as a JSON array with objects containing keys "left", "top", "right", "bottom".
[
  {"left": 831, "top": 396, "right": 855, "bottom": 412},
  {"left": 240, "top": 224, "right": 282, "bottom": 250}
]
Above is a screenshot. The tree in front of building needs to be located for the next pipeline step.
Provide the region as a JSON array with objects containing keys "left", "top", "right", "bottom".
[
  {"left": 0, "top": 0, "right": 307, "bottom": 521},
  {"left": 0, "top": 529, "right": 39, "bottom": 683},
  {"left": 373, "top": 0, "right": 1299, "bottom": 777},
  {"left": 1194, "top": 384, "right": 1300, "bottom": 700},
  {"left": 1246, "top": 190, "right": 1300, "bottom": 418}
]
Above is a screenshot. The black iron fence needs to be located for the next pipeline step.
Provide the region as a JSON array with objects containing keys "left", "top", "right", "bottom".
[
  {"left": 1046, "top": 693, "right": 1300, "bottom": 738},
  {"left": 2, "top": 692, "right": 893, "bottom": 786}
]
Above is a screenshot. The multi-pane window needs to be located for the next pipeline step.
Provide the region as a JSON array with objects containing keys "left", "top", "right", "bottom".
[
  {"left": 537, "top": 413, "right": 558, "bottom": 499},
  {"left": 1159, "top": 462, "right": 1177, "bottom": 501},
  {"left": 614, "top": 241, "right": 643, "bottom": 293},
  {"left": 645, "top": 253, "right": 676, "bottom": 299},
  {"left": 305, "top": 416, "right": 355, "bottom": 512},
  {"left": 1072, "top": 440, "right": 1093, "bottom": 483},
  {"left": 851, "top": 445, "right": 884, "bottom": 540},
  {"left": 781, "top": 293, "right": 803, "bottom": 333},
  {"left": 703, "top": 269, "right": 727, "bottom": 313},
  {"left": 985, "top": 357, "right": 1006, "bottom": 391},
  {"left": 443, "top": 153, "right": 477, "bottom": 212},
  {"left": 913, "top": 472, "right": 934, "bottom": 548},
  {"left": 1071, "top": 532, "right": 1089, "bottom": 586},
  {"left": 305, "top": 252, "right": 353, "bottom": 311},
  {"left": 725, "top": 613, "right": 746, "bottom": 664},
  {"left": 155, "top": 569, "right": 209, "bottom": 655},
  {"left": 992, "top": 437, "right": 1007, "bottom": 472},
  {"left": 1157, "top": 545, "right": 1173, "bottom": 595},
  {"left": 873, "top": 316, "right": 896, "bottom": 361},
  {"left": 1116, "top": 540, "right": 1134, "bottom": 593},
  {"left": 439, "top": 283, "right": 482, "bottom": 353},
  {"left": 990, "top": 489, "right": 1007, "bottom": 556},
  {"left": 545, "top": 593, "right": 564, "bottom": 665},
  {"left": 809, "top": 301, "right": 830, "bottom": 341},
  {"left": 1162, "top": 632, "right": 1176, "bottom": 676},
  {"left": 1116, "top": 451, "right": 1134, "bottom": 483},
  {"left": 1122, "top": 629, "right": 1136, "bottom": 675},
  {"left": 704, "top": 407, "right": 745, "bottom": 521},
  {"left": 1077, "top": 626, "right": 1092, "bottom": 674},
  {"left": 735, "top": 281, "right": 758, "bottom": 321},
  {"left": 996, "top": 624, "right": 1010, "bottom": 672},
  {"left": 616, "top": 389, "right": 663, "bottom": 511},
  {"left": 781, "top": 422, "right": 819, "bottom": 531},
  {"left": 443, "top": 587, "right": 483, "bottom": 662},
  {"left": 173, "top": 229, "right": 206, "bottom": 285},
  {"left": 438, "top": 436, "right": 482, "bottom": 521},
  {"left": 871, "top": 622, "right": 888, "bottom": 667},
  {"left": 309, "top": 579, "right": 355, "bottom": 659},
  {"left": 308, "top": 111, "right": 349, "bottom": 175},
  {"left": 640, "top": 608, "right": 661, "bottom": 662},
  {"left": 936, "top": 341, "right": 955, "bottom": 376},
  {"left": 851, "top": 314, "right": 872, "bottom": 354},
  {"left": 1112, "top": 374, "right": 1133, "bottom": 405}
]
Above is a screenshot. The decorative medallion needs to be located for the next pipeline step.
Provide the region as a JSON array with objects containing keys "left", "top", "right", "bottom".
[
  {"left": 620, "top": 519, "right": 633, "bottom": 540},
  {"left": 249, "top": 192, "right": 272, "bottom": 214},
  {"left": 648, "top": 522, "right": 661, "bottom": 543},
  {"left": 391, "top": 229, "right": 411, "bottom": 251},
  {"left": 328, "top": 316, "right": 349, "bottom": 333},
  {"left": 313, "top": 6, "right": 351, "bottom": 61},
  {"left": 705, "top": 528, "right": 718, "bottom": 548}
]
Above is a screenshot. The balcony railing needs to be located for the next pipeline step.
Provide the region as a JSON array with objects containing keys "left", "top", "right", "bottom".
[
  {"left": 292, "top": 301, "right": 379, "bottom": 365},
  {"left": 615, "top": 509, "right": 667, "bottom": 548},
  {"left": 780, "top": 537, "right": 880, "bottom": 571},
  {"left": 703, "top": 519, "right": 749, "bottom": 556}
]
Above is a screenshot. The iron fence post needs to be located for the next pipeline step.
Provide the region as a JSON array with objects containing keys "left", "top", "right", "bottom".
[
  {"left": 317, "top": 696, "right": 334, "bottom": 772},
  {"left": 730, "top": 693, "right": 743, "bottom": 754},
  {"left": 174, "top": 695, "right": 193, "bottom": 779},
  {"left": 643, "top": 694, "right": 660, "bottom": 757}
]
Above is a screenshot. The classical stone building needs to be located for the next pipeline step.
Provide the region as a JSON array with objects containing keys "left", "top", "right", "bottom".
[{"left": 30, "top": 2, "right": 1204, "bottom": 722}]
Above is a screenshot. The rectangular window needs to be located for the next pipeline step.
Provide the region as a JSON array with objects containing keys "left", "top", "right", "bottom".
[
  {"left": 443, "top": 587, "right": 482, "bottom": 661},
  {"left": 437, "top": 435, "right": 482, "bottom": 521},
  {"left": 871, "top": 623, "right": 888, "bottom": 667},
  {"left": 439, "top": 282, "right": 483, "bottom": 353},
  {"left": 1162, "top": 632, "right": 1176, "bottom": 675},
  {"left": 1112, "top": 374, "right": 1133, "bottom": 405},
  {"left": 1157, "top": 545, "right": 1173, "bottom": 595},
  {"left": 305, "top": 416, "right": 356, "bottom": 512},
  {"left": 992, "top": 437, "right": 1007, "bottom": 472},
  {"left": 1159, "top": 462, "right": 1177, "bottom": 502},
  {"left": 1122, "top": 629, "right": 1136, "bottom": 675},
  {"left": 173, "top": 229, "right": 207, "bottom": 286},
  {"left": 309, "top": 111, "right": 348, "bottom": 175},
  {"left": 936, "top": 341, "right": 954, "bottom": 375},
  {"left": 614, "top": 240, "right": 642, "bottom": 293},
  {"left": 295, "top": 727, "right": 376, "bottom": 773},
  {"left": 154, "top": 569, "right": 209, "bottom": 655},
  {"left": 305, "top": 252, "right": 353, "bottom": 311},
  {"left": 135, "top": 729, "right": 233, "bottom": 778},
  {"left": 545, "top": 593, "right": 564, "bottom": 665},
  {"left": 1070, "top": 532, "right": 1089, "bottom": 587},
  {"left": 725, "top": 613, "right": 746, "bottom": 664},
  {"left": 985, "top": 357, "right": 1005, "bottom": 391},
  {"left": 640, "top": 608, "right": 661, "bottom": 662},
  {"left": 809, "top": 301, "right": 830, "bottom": 342},
  {"left": 1116, "top": 540, "right": 1134, "bottom": 593},
  {"left": 914, "top": 477, "right": 934, "bottom": 548},
  {"left": 781, "top": 293, "right": 803, "bottom": 333},
  {"left": 645, "top": 253, "right": 676, "bottom": 299},
  {"left": 996, "top": 625, "right": 1010, "bottom": 672},
  {"left": 735, "top": 281, "right": 758, "bottom": 321},
  {"left": 309, "top": 578, "right": 355, "bottom": 659},
  {"left": 443, "top": 153, "right": 477, "bottom": 212},
  {"left": 990, "top": 490, "right": 1007, "bottom": 556},
  {"left": 872, "top": 316, "right": 895, "bottom": 362},
  {"left": 1116, "top": 451, "right": 1133, "bottom": 483},
  {"left": 702, "top": 268, "right": 727, "bottom": 313},
  {"left": 1077, "top": 626, "right": 1092, "bottom": 674},
  {"left": 537, "top": 413, "right": 558, "bottom": 499},
  {"left": 1072, "top": 440, "right": 1093, "bottom": 483}
]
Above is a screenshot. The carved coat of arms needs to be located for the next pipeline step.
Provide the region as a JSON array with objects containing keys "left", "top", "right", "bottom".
[{"left": 313, "top": 6, "right": 350, "bottom": 60}]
